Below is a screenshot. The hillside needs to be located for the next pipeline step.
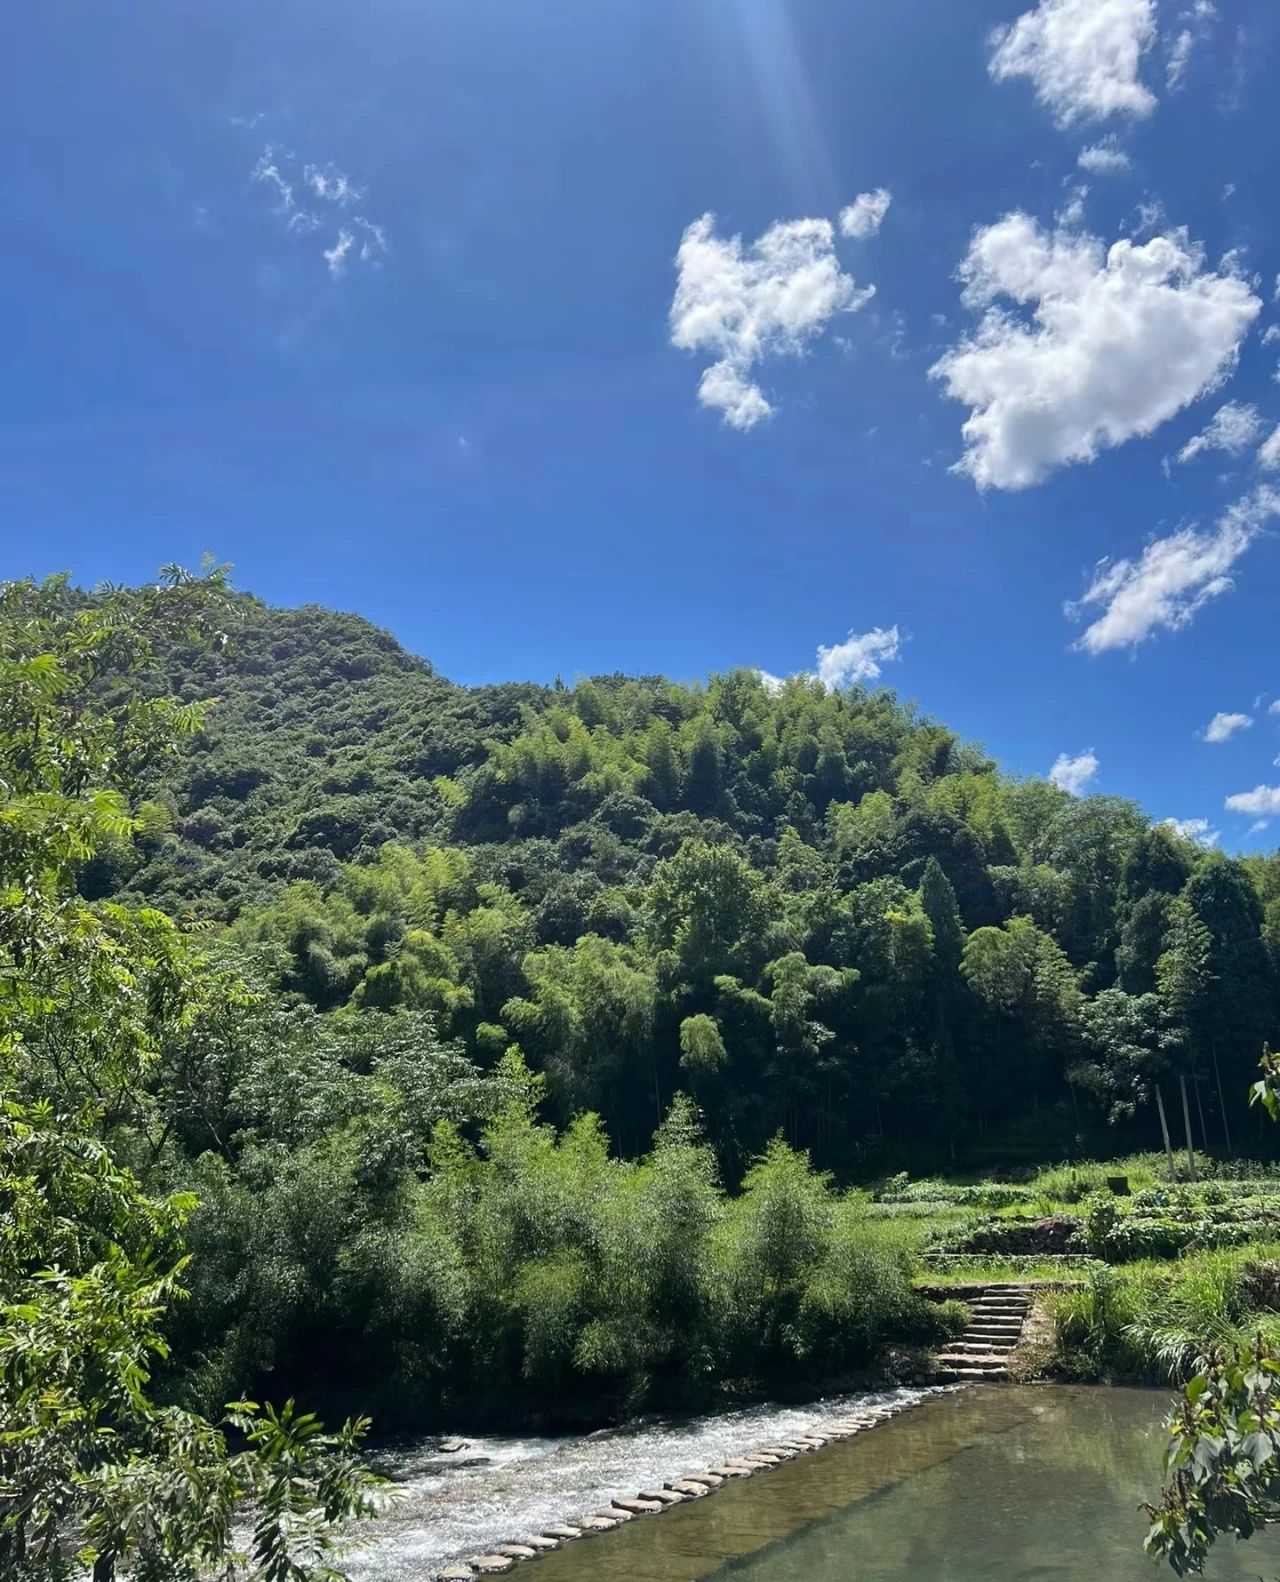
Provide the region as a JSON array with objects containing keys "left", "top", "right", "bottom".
[{"left": 86, "top": 587, "right": 1280, "bottom": 1172}]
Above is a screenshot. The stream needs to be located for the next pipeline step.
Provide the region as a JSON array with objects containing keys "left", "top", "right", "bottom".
[
  {"left": 341, "top": 1387, "right": 930, "bottom": 1581},
  {"left": 343, "top": 1385, "right": 1280, "bottom": 1581}
]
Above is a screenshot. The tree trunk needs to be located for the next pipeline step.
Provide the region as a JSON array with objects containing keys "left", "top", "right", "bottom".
[
  {"left": 1156, "top": 1085, "right": 1178, "bottom": 1182},
  {"left": 1212, "top": 1041, "right": 1234, "bottom": 1155},
  {"left": 1179, "top": 1074, "right": 1197, "bottom": 1182},
  {"left": 1194, "top": 1078, "right": 1210, "bottom": 1154}
]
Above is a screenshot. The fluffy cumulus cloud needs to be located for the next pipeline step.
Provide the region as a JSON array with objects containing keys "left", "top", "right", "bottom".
[
  {"left": 988, "top": 0, "right": 1157, "bottom": 128},
  {"left": 1226, "top": 786, "right": 1280, "bottom": 817},
  {"left": 1078, "top": 137, "right": 1132, "bottom": 174},
  {"left": 1049, "top": 749, "right": 1100, "bottom": 794},
  {"left": 1068, "top": 486, "right": 1280, "bottom": 653},
  {"left": 816, "top": 626, "right": 902, "bottom": 688},
  {"left": 1176, "top": 401, "right": 1263, "bottom": 464},
  {"left": 1162, "top": 816, "right": 1220, "bottom": 846},
  {"left": 670, "top": 213, "right": 874, "bottom": 430},
  {"left": 1258, "top": 425, "right": 1280, "bottom": 470},
  {"left": 931, "top": 214, "right": 1260, "bottom": 490},
  {"left": 1201, "top": 710, "right": 1253, "bottom": 742},
  {"left": 758, "top": 625, "right": 904, "bottom": 693},
  {"left": 839, "top": 189, "right": 893, "bottom": 240}
]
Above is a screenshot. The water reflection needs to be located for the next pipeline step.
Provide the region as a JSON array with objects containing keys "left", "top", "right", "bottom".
[{"left": 529, "top": 1387, "right": 1280, "bottom": 1582}]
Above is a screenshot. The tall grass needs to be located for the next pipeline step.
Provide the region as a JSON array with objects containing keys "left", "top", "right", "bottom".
[{"left": 1050, "top": 1246, "right": 1280, "bottom": 1382}]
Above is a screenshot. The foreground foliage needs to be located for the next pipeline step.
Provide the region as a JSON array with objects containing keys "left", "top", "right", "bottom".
[
  {"left": 1142, "top": 1058, "right": 1280, "bottom": 1577},
  {"left": 0, "top": 570, "right": 380, "bottom": 1580}
]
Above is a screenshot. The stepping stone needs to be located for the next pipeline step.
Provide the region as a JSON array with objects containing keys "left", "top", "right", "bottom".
[
  {"left": 668, "top": 1480, "right": 710, "bottom": 1497},
  {"left": 543, "top": 1527, "right": 582, "bottom": 1541},
  {"left": 437, "top": 1567, "right": 474, "bottom": 1581},
  {"left": 710, "top": 1464, "right": 753, "bottom": 1478},
  {"left": 613, "top": 1498, "right": 663, "bottom": 1515},
  {"left": 638, "top": 1488, "right": 686, "bottom": 1504},
  {"left": 602, "top": 1506, "right": 634, "bottom": 1521},
  {"left": 520, "top": 1535, "right": 560, "bottom": 1550},
  {"left": 578, "top": 1514, "right": 621, "bottom": 1531},
  {"left": 470, "top": 1560, "right": 515, "bottom": 1576},
  {"left": 680, "top": 1471, "right": 724, "bottom": 1487},
  {"left": 496, "top": 1545, "right": 538, "bottom": 1560}
]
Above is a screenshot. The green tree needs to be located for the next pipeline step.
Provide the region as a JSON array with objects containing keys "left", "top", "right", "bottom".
[{"left": 0, "top": 570, "right": 380, "bottom": 1580}]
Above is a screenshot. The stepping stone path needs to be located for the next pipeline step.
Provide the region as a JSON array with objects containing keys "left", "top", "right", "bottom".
[
  {"left": 433, "top": 1395, "right": 930, "bottom": 1577},
  {"left": 933, "top": 1283, "right": 1033, "bottom": 1382}
]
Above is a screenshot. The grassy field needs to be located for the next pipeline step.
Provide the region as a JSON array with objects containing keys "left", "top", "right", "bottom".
[{"left": 873, "top": 1154, "right": 1280, "bottom": 1383}]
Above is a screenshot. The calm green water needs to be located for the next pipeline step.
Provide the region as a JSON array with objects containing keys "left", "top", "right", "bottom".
[{"left": 527, "top": 1386, "right": 1280, "bottom": 1582}]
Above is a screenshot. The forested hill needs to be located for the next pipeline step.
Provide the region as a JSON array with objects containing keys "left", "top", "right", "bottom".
[{"left": 93, "top": 588, "right": 1280, "bottom": 1171}]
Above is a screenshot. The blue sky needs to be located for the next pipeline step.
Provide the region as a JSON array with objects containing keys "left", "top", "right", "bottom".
[{"left": 5, "top": 0, "right": 1280, "bottom": 847}]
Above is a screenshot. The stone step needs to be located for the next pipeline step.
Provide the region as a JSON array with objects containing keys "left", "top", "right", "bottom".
[
  {"left": 935, "top": 1366, "right": 1009, "bottom": 1382},
  {"left": 951, "top": 1339, "right": 1018, "bottom": 1353}
]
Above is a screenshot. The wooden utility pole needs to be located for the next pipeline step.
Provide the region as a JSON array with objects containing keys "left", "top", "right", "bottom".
[
  {"left": 1179, "top": 1074, "right": 1197, "bottom": 1182},
  {"left": 1156, "top": 1086, "right": 1178, "bottom": 1182}
]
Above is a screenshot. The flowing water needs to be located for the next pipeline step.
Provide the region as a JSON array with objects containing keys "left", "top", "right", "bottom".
[
  {"left": 345, "top": 1385, "right": 1280, "bottom": 1581},
  {"left": 342, "top": 1388, "right": 929, "bottom": 1580}
]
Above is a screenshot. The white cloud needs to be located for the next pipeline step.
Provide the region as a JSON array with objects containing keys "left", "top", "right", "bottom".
[
  {"left": 1270, "top": 701, "right": 1280, "bottom": 716},
  {"left": 839, "top": 189, "right": 893, "bottom": 240},
  {"left": 1057, "top": 183, "right": 1089, "bottom": 228},
  {"left": 1226, "top": 786, "right": 1280, "bottom": 817},
  {"left": 1262, "top": 326, "right": 1280, "bottom": 346},
  {"left": 1249, "top": 819, "right": 1271, "bottom": 835},
  {"left": 252, "top": 149, "right": 319, "bottom": 232},
  {"left": 252, "top": 145, "right": 385, "bottom": 278},
  {"left": 304, "top": 163, "right": 362, "bottom": 206},
  {"left": 757, "top": 625, "right": 904, "bottom": 693},
  {"left": 988, "top": 0, "right": 1157, "bottom": 127},
  {"left": 1258, "top": 425, "right": 1280, "bottom": 470},
  {"left": 931, "top": 214, "right": 1260, "bottom": 490},
  {"left": 1167, "top": 1, "right": 1217, "bottom": 90},
  {"left": 816, "top": 626, "right": 903, "bottom": 688},
  {"left": 323, "top": 230, "right": 355, "bottom": 277},
  {"left": 1162, "top": 816, "right": 1220, "bottom": 846},
  {"left": 670, "top": 212, "right": 874, "bottom": 430},
  {"left": 1049, "top": 749, "right": 1100, "bottom": 795},
  {"left": 1068, "top": 486, "right": 1280, "bottom": 653},
  {"left": 1176, "top": 401, "right": 1263, "bottom": 464},
  {"left": 322, "top": 218, "right": 387, "bottom": 279},
  {"left": 1078, "top": 137, "right": 1132, "bottom": 174},
  {"left": 1201, "top": 710, "right": 1253, "bottom": 742}
]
